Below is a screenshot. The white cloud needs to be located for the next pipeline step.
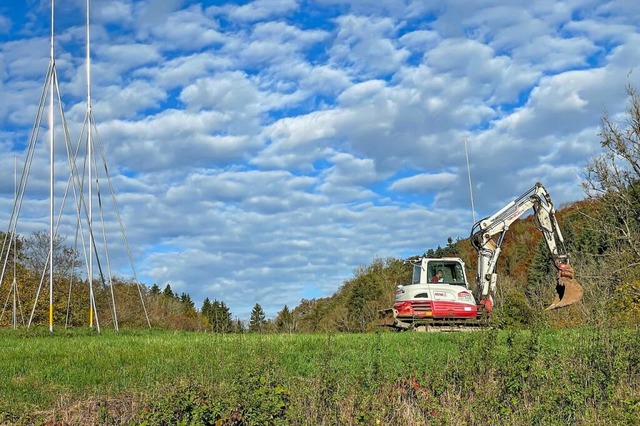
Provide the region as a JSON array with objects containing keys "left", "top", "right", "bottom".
[
  {"left": 323, "top": 152, "right": 378, "bottom": 186},
  {"left": 330, "top": 15, "right": 410, "bottom": 77},
  {"left": 180, "top": 71, "right": 260, "bottom": 112},
  {"left": 98, "top": 43, "right": 162, "bottom": 71},
  {"left": 316, "top": 0, "right": 428, "bottom": 18},
  {"left": 99, "top": 110, "right": 262, "bottom": 172},
  {"left": 224, "top": 0, "right": 300, "bottom": 22},
  {"left": 91, "top": 80, "right": 168, "bottom": 119},
  {"left": 233, "top": 21, "right": 328, "bottom": 67},
  {"left": 94, "top": 1, "right": 135, "bottom": 26},
  {"left": 390, "top": 172, "right": 458, "bottom": 193},
  {"left": 398, "top": 29, "right": 441, "bottom": 53},
  {"left": 253, "top": 109, "right": 343, "bottom": 169},
  {"left": 0, "top": 13, "right": 11, "bottom": 35},
  {"left": 133, "top": 52, "right": 233, "bottom": 91},
  {"left": 511, "top": 35, "right": 600, "bottom": 72},
  {"left": 153, "top": 6, "right": 225, "bottom": 51}
]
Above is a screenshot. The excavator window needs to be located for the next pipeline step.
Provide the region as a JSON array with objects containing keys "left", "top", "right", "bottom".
[
  {"left": 451, "top": 263, "right": 466, "bottom": 286},
  {"left": 412, "top": 265, "right": 422, "bottom": 284},
  {"left": 427, "top": 261, "right": 467, "bottom": 286}
]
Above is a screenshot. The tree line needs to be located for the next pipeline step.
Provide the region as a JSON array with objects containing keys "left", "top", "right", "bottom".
[
  {"left": 2, "top": 84, "right": 639, "bottom": 332},
  {"left": 285, "top": 84, "right": 640, "bottom": 331},
  {"left": 0, "top": 231, "right": 301, "bottom": 333}
]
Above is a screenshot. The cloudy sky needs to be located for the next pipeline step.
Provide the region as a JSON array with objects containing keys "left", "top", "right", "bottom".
[{"left": 0, "top": 0, "right": 638, "bottom": 320}]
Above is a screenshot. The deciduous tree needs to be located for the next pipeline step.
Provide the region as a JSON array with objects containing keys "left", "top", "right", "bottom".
[
  {"left": 22, "top": 230, "right": 80, "bottom": 278},
  {"left": 583, "top": 84, "right": 640, "bottom": 277},
  {"left": 581, "top": 83, "right": 640, "bottom": 322}
]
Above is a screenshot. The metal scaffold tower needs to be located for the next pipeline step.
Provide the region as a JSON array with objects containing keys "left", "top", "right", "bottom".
[
  {"left": 0, "top": 0, "right": 150, "bottom": 332},
  {"left": 0, "top": 156, "right": 26, "bottom": 329}
]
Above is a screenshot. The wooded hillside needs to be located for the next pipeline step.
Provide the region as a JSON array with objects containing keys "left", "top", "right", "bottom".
[
  {"left": 288, "top": 85, "right": 640, "bottom": 332},
  {"left": 285, "top": 194, "right": 640, "bottom": 332}
]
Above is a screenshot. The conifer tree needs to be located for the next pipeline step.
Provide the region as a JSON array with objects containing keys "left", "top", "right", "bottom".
[
  {"left": 163, "top": 284, "right": 174, "bottom": 298},
  {"left": 210, "top": 299, "right": 233, "bottom": 332},
  {"left": 249, "top": 303, "right": 266, "bottom": 332},
  {"left": 275, "top": 305, "right": 296, "bottom": 333},
  {"left": 201, "top": 298, "right": 212, "bottom": 318}
]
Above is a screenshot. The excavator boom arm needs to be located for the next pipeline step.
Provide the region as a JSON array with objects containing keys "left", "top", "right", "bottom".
[{"left": 470, "top": 182, "right": 583, "bottom": 311}]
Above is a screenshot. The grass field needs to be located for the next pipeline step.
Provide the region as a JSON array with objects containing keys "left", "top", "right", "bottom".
[{"left": 0, "top": 326, "right": 639, "bottom": 425}]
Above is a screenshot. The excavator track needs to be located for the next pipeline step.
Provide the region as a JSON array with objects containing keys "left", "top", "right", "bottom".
[{"left": 379, "top": 308, "right": 491, "bottom": 332}]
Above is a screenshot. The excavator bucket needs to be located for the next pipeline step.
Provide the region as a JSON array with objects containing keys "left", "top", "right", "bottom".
[{"left": 545, "top": 264, "right": 584, "bottom": 310}]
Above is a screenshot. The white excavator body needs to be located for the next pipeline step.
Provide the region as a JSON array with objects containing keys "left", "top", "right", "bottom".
[
  {"left": 384, "top": 257, "right": 484, "bottom": 330},
  {"left": 381, "top": 182, "right": 583, "bottom": 331}
]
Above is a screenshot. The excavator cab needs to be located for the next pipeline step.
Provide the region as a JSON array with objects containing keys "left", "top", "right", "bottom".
[{"left": 378, "top": 257, "right": 481, "bottom": 330}]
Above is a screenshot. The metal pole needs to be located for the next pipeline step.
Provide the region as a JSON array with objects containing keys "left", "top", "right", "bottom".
[
  {"left": 13, "top": 155, "right": 17, "bottom": 330},
  {"left": 49, "top": 0, "right": 55, "bottom": 333},
  {"left": 86, "top": 0, "right": 94, "bottom": 329},
  {"left": 463, "top": 139, "right": 476, "bottom": 225}
]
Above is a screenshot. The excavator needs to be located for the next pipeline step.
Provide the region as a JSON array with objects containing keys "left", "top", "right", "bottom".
[{"left": 380, "top": 182, "right": 584, "bottom": 331}]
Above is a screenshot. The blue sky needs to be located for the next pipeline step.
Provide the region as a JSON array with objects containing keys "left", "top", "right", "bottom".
[{"left": 0, "top": 0, "right": 639, "bottom": 321}]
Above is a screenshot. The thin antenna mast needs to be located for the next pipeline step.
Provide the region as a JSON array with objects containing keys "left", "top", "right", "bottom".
[
  {"left": 86, "top": 0, "right": 95, "bottom": 329},
  {"left": 13, "top": 155, "right": 18, "bottom": 329},
  {"left": 463, "top": 139, "right": 476, "bottom": 225},
  {"left": 48, "top": 0, "right": 55, "bottom": 333}
]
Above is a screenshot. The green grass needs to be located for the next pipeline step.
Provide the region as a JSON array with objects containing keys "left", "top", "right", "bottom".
[{"left": 0, "top": 326, "right": 639, "bottom": 425}]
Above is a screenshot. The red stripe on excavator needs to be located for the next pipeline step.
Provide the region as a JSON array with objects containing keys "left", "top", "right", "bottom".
[
  {"left": 394, "top": 300, "right": 477, "bottom": 318},
  {"left": 431, "top": 301, "right": 477, "bottom": 318}
]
